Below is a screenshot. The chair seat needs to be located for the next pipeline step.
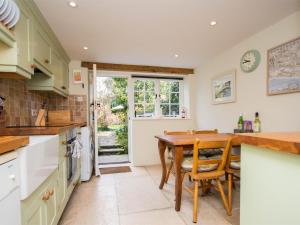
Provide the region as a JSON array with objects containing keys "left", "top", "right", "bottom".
[
  {"left": 230, "top": 161, "right": 240, "bottom": 170},
  {"left": 181, "top": 157, "right": 218, "bottom": 172},
  {"left": 199, "top": 148, "right": 222, "bottom": 157}
]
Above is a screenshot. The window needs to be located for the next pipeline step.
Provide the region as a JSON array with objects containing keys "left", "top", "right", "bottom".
[
  {"left": 160, "top": 80, "right": 180, "bottom": 117},
  {"left": 133, "top": 78, "right": 183, "bottom": 118},
  {"left": 134, "top": 80, "right": 155, "bottom": 117}
]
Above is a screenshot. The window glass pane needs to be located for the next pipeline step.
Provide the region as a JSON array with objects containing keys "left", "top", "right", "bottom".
[
  {"left": 145, "top": 81, "right": 155, "bottom": 91},
  {"left": 135, "top": 104, "right": 144, "bottom": 116},
  {"left": 134, "top": 80, "right": 144, "bottom": 91},
  {"left": 160, "top": 104, "right": 169, "bottom": 116},
  {"left": 160, "top": 81, "right": 170, "bottom": 93},
  {"left": 145, "top": 92, "right": 155, "bottom": 103},
  {"left": 145, "top": 104, "right": 155, "bottom": 117},
  {"left": 170, "top": 81, "right": 179, "bottom": 92},
  {"left": 160, "top": 93, "right": 169, "bottom": 104},
  {"left": 170, "top": 93, "right": 179, "bottom": 103},
  {"left": 171, "top": 105, "right": 179, "bottom": 116},
  {"left": 134, "top": 92, "right": 144, "bottom": 103}
]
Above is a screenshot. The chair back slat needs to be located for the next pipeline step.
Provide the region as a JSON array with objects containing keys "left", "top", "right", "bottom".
[
  {"left": 192, "top": 137, "right": 233, "bottom": 176},
  {"left": 192, "top": 129, "right": 218, "bottom": 134},
  {"left": 164, "top": 130, "right": 193, "bottom": 135}
]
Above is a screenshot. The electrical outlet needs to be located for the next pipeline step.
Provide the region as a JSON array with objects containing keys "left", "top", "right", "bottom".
[
  {"left": 76, "top": 96, "right": 83, "bottom": 102},
  {"left": 31, "top": 109, "right": 37, "bottom": 117}
]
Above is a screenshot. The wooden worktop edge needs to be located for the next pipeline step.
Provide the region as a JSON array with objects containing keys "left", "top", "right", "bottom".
[
  {"left": 237, "top": 134, "right": 300, "bottom": 155},
  {"left": 0, "top": 136, "right": 29, "bottom": 155}
]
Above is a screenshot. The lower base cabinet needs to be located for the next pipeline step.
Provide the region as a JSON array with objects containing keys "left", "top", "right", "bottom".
[
  {"left": 22, "top": 171, "right": 58, "bottom": 225},
  {"left": 22, "top": 154, "right": 80, "bottom": 225}
]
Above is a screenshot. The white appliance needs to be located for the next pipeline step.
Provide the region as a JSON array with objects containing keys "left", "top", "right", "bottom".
[
  {"left": 80, "top": 126, "right": 93, "bottom": 181},
  {"left": 0, "top": 159, "right": 21, "bottom": 225},
  {"left": 18, "top": 135, "right": 59, "bottom": 200}
]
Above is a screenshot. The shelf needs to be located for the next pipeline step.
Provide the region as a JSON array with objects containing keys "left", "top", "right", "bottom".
[{"left": 0, "top": 22, "right": 16, "bottom": 48}]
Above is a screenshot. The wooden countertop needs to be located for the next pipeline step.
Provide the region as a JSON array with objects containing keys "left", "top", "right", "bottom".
[
  {"left": 0, "top": 136, "right": 29, "bottom": 155},
  {"left": 0, "top": 122, "right": 87, "bottom": 136},
  {"left": 238, "top": 132, "right": 300, "bottom": 154}
]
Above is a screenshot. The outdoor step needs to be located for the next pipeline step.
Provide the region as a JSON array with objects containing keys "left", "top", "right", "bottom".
[{"left": 99, "top": 148, "right": 124, "bottom": 153}]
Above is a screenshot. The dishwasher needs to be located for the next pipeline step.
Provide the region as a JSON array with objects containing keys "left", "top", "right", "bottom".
[{"left": 0, "top": 158, "right": 21, "bottom": 225}]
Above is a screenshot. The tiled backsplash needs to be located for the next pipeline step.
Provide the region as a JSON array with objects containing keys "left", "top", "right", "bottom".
[{"left": 0, "top": 78, "right": 87, "bottom": 127}]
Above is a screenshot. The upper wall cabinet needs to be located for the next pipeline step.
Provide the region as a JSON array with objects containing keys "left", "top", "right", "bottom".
[
  {"left": 15, "top": 4, "right": 33, "bottom": 76},
  {"left": 33, "top": 25, "right": 52, "bottom": 76},
  {"left": 0, "top": 0, "right": 70, "bottom": 97}
]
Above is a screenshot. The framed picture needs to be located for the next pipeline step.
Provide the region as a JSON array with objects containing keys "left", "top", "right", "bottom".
[
  {"left": 267, "top": 37, "right": 300, "bottom": 95},
  {"left": 211, "top": 70, "right": 236, "bottom": 104},
  {"left": 73, "top": 69, "right": 82, "bottom": 84}
]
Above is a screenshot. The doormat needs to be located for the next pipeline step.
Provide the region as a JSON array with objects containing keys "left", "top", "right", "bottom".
[{"left": 100, "top": 166, "right": 132, "bottom": 174}]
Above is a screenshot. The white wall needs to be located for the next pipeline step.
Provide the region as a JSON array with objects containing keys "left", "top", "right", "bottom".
[
  {"left": 68, "top": 60, "right": 88, "bottom": 96},
  {"left": 195, "top": 11, "right": 300, "bottom": 133},
  {"left": 130, "top": 118, "right": 196, "bottom": 166}
]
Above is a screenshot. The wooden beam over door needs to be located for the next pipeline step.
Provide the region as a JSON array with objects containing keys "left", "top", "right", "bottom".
[{"left": 81, "top": 62, "right": 194, "bottom": 75}]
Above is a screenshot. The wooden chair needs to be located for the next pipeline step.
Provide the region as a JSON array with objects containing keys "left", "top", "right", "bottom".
[
  {"left": 164, "top": 130, "right": 193, "bottom": 183},
  {"left": 181, "top": 137, "right": 233, "bottom": 223},
  {"left": 192, "top": 129, "right": 223, "bottom": 158},
  {"left": 226, "top": 147, "right": 241, "bottom": 213}
]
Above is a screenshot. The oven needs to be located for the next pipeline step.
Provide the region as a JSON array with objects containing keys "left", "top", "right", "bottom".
[{"left": 65, "top": 128, "right": 78, "bottom": 186}]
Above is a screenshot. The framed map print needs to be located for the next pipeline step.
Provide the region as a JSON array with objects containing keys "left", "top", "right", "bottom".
[{"left": 267, "top": 37, "right": 300, "bottom": 95}]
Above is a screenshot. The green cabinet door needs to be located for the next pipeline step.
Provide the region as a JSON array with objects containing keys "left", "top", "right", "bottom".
[
  {"left": 51, "top": 50, "right": 63, "bottom": 91},
  {"left": 61, "top": 60, "right": 69, "bottom": 94},
  {"left": 44, "top": 183, "right": 57, "bottom": 225},
  {"left": 26, "top": 204, "right": 45, "bottom": 225},
  {"left": 57, "top": 159, "right": 67, "bottom": 212},
  {"left": 33, "top": 25, "right": 52, "bottom": 74},
  {"left": 15, "top": 6, "right": 32, "bottom": 75}
]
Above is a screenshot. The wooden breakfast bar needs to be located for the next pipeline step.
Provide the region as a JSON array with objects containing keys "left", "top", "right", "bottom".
[{"left": 237, "top": 132, "right": 300, "bottom": 225}]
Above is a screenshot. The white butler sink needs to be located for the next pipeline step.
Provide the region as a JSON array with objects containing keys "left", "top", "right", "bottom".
[{"left": 18, "top": 135, "right": 59, "bottom": 200}]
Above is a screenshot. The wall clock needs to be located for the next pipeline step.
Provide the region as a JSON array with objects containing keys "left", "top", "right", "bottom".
[{"left": 240, "top": 49, "right": 261, "bottom": 73}]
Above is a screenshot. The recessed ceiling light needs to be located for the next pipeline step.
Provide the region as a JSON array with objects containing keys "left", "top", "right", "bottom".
[
  {"left": 210, "top": 21, "right": 217, "bottom": 26},
  {"left": 174, "top": 54, "right": 179, "bottom": 58},
  {"left": 68, "top": 1, "right": 77, "bottom": 8},
  {"left": 83, "top": 46, "right": 88, "bottom": 50}
]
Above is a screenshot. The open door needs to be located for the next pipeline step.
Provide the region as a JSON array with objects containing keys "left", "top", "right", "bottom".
[{"left": 92, "top": 64, "right": 100, "bottom": 176}]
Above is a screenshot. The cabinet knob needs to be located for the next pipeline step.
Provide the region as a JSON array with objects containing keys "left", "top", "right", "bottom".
[
  {"left": 61, "top": 86, "right": 66, "bottom": 90},
  {"left": 9, "top": 174, "right": 16, "bottom": 181},
  {"left": 31, "top": 64, "right": 36, "bottom": 69},
  {"left": 61, "top": 141, "right": 67, "bottom": 145},
  {"left": 45, "top": 59, "right": 49, "bottom": 64},
  {"left": 42, "top": 191, "right": 50, "bottom": 201}
]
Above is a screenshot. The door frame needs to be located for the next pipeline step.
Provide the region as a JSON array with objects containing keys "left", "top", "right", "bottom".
[{"left": 95, "top": 70, "right": 133, "bottom": 164}]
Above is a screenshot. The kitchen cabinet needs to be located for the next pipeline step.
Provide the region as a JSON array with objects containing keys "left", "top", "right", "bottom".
[
  {"left": 0, "top": 1, "right": 33, "bottom": 79},
  {"left": 15, "top": 5, "right": 33, "bottom": 76},
  {"left": 33, "top": 25, "right": 52, "bottom": 76},
  {"left": 21, "top": 130, "right": 81, "bottom": 225},
  {"left": 0, "top": 0, "right": 70, "bottom": 97}
]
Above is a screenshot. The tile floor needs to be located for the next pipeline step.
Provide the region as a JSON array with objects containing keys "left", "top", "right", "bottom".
[{"left": 58, "top": 165, "right": 240, "bottom": 225}]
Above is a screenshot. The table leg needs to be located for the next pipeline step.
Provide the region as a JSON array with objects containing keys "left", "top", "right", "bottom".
[
  {"left": 158, "top": 140, "right": 167, "bottom": 189},
  {"left": 174, "top": 146, "right": 183, "bottom": 211}
]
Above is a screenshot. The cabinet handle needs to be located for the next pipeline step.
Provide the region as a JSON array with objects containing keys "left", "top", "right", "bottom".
[
  {"left": 49, "top": 189, "right": 54, "bottom": 196},
  {"left": 45, "top": 59, "right": 49, "bottom": 64},
  {"left": 42, "top": 191, "right": 50, "bottom": 201}
]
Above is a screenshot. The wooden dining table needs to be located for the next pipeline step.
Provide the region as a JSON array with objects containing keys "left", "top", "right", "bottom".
[{"left": 155, "top": 133, "right": 240, "bottom": 211}]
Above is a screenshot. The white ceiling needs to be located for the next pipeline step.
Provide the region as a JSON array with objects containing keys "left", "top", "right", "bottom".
[{"left": 34, "top": 0, "right": 300, "bottom": 68}]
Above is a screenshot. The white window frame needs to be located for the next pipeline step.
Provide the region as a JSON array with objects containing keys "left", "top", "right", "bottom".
[{"left": 132, "top": 77, "right": 184, "bottom": 118}]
